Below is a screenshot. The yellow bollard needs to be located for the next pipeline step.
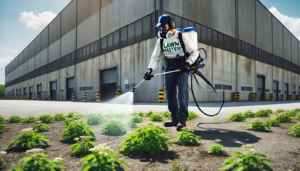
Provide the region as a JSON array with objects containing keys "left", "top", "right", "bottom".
[
  {"left": 158, "top": 90, "right": 164, "bottom": 103},
  {"left": 97, "top": 91, "right": 100, "bottom": 102},
  {"left": 83, "top": 92, "right": 86, "bottom": 102}
]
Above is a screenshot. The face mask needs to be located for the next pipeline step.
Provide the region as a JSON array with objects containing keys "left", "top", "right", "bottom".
[{"left": 158, "top": 28, "right": 173, "bottom": 39}]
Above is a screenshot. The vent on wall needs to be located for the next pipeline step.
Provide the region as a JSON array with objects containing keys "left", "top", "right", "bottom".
[
  {"left": 215, "top": 84, "right": 232, "bottom": 90},
  {"left": 80, "top": 86, "right": 93, "bottom": 91},
  {"left": 241, "top": 86, "right": 253, "bottom": 91}
]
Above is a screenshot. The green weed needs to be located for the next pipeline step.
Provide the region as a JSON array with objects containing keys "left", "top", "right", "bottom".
[
  {"left": 8, "top": 115, "right": 22, "bottom": 123},
  {"left": 172, "top": 128, "right": 201, "bottom": 146},
  {"left": 71, "top": 136, "right": 96, "bottom": 155},
  {"left": 22, "top": 116, "right": 37, "bottom": 123},
  {"left": 32, "top": 122, "right": 50, "bottom": 132},
  {"left": 146, "top": 110, "right": 154, "bottom": 117},
  {"left": 275, "top": 113, "right": 293, "bottom": 123},
  {"left": 100, "top": 119, "right": 127, "bottom": 136},
  {"left": 255, "top": 110, "right": 269, "bottom": 117},
  {"left": 60, "top": 122, "right": 95, "bottom": 143},
  {"left": 86, "top": 112, "right": 104, "bottom": 125},
  {"left": 275, "top": 109, "right": 285, "bottom": 114},
  {"left": 187, "top": 111, "right": 200, "bottom": 120},
  {"left": 207, "top": 139, "right": 226, "bottom": 155},
  {"left": 288, "top": 123, "right": 300, "bottom": 137},
  {"left": 264, "top": 119, "right": 281, "bottom": 127},
  {"left": 38, "top": 113, "right": 54, "bottom": 123},
  {"left": 228, "top": 113, "right": 245, "bottom": 121},
  {"left": 54, "top": 113, "right": 66, "bottom": 121},
  {"left": 244, "top": 110, "right": 255, "bottom": 118},
  {"left": 149, "top": 113, "right": 163, "bottom": 121},
  {"left": 246, "top": 118, "right": 271, "bottom": 131}
]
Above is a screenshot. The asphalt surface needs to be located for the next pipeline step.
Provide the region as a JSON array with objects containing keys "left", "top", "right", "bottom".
[{"left": 1, "top": 99, "right": 300, "bottom": 121}]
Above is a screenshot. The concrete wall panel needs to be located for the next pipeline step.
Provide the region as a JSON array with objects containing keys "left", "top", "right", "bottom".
[
  {"left": 101, "top": 0, "right": 155, "bottom": 38},
  {"left": 237, "top": 55, "right": 256, "bottom": 100},
  {"left": 283, "top": 28, "right": 292, "bottom": 61},
  {"left": 61, "top": 0, "right": 76, "bottom": 37},
  {"left": 40, "top": 27, "right": 49, "bottom": 51},
  {"left": 272, "top": 17, "right": 283, "bottom": 57},
  {"left": 256, "top": 2, "right": 272, "bottom": 53},
  {"left": 28, "top": 57, "right": 34, "bottom": 72},
  {"left": 48, "top": 40, "right": 60, "bottom": 63},
  {"left": 23, "top": 47, "right": 29, "bottom": 64},
  {"left": 61, "top": 29, "right": 76, "bottom": 57},
  {"left": 211, "top": 48, "right": 236, "bottom": 101},
  {"left": 35, "top": 53, "right": 41, "bottom": 69},
  {"left": 238, "top": 0, "right": 255, "bottom": 45},
  {"left": 41, "top": 48, "right": 48, "bottom": 66},
  {"left": 28, "top": 41, "right": 35, "bottom": 60},
  {"left": 164, "top": 0, "right": 235, "bottom": 38},
  {"left": 292, "top": 35, "right": 298, "bottom": 64},
  {"left": 49, "top": 14, "right": 61, "bottom": 45},
  {"left": 283, "top": 70, "right": 291, "bottom": 94},
  {"left": 23, "top": 62, "right": 28, "bottom": 76},
  {"left": 273, "top": 66, "right": 283, "bottom": 94},
  {"left": 35, "top": 35, "right": 41, "bottom": 55},
  {"left": 292, "top": 73, "right": 298, "bottom": 99},
  {"left": 77, "top": 12, "right": 99, "bottom": 49}
]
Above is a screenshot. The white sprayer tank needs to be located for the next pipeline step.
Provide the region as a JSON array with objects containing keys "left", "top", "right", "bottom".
[{"left": 182, "top": 27, "right": 198, "bottom": 49}]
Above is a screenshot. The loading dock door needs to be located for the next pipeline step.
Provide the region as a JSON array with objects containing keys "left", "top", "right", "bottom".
[
  {"left": 37, "top": 85, "right": 42, "bottom": 100},
  {"left": 67, "top": 78, "right": 75, "bottom": 100},
  {"left": 29, "top": 87, "right": 32, "bottom": 99},
  {"left": 273, "top": 81, "right": 278, "bottom": 101},
  {"left": 257, "top": 76, "right": 265, "bottom": 101},
  {"left": 101, "top": 68, "right": 118, "bottom": 101},
  {"left": 24, "top": 88, "right": 27, "bottom": 99},
  {"left": 285, "top": 84, "right": 289, "bottom": 100},
  {"left": 50, "top": 82, "right": 57, "bottom": 100}
]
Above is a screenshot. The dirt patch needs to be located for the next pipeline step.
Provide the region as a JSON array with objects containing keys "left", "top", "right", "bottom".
[{"left": 0, "top": 117, "right": 299, "bottom": 171}]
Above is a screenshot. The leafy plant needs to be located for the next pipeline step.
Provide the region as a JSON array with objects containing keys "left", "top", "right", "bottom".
[
  {"left": 129, "top": 115, "right": 143, "bottom": 127},
  {"left": 0, "top": 151, "right": 6, "bottom": 169},
  {"left": 137, "top": 122, "right": 171, "bottom": 133},
  {"left": 80, "top": 143, "right": 129, "bottom": 171},
  {"left": 172, "top": 127, "right": 201, "bottom": 146},
  {"left": 172, "top": 159, "right": 188, "bottom": 171},
  {"left": 228, "top": 113, "right": 245, "bottom": 121},
  {"left": 187, "top": 111, "right": 199, "bottom": 120},
  {"left": 265, "top": 109, "right": 273, "bottom": 115},
  {"left": 67, "top": 111, "right": 82, "bottom": 119},
  {"left": 275, "top": 109, "right": 285, "bottom": 114},
  {"left": 64, "top": 113, "right": 83, "bottom": 127},
  {"left": 146, "top": 110, "right": 154, "bottom": 117},
  {"left": 11, "top": 148, "right": 67, "bottom": 171},
  {"left": 54, "top": 113, "right": 66, "bottom": 121},
  {"left": 100, "top": 119, "right": 127, "bottom": 136},
  {"left": 120, "top": 122, "right": 171, "bottom": 156},
  {"left": 60, "top": 122, "right": 95, "bottom": 143},
  {"left": 0, "top": 115, "right": 5, "bottom": 124},
  {"left": 22, "top": 116, "right": 37, "bottom": 123},
  {"left": 0, "top": 124, "right": 5, "bottom": 134},
  {"left": 33, "top": 122, "right": 50, "bottom": 132},
  {"left": 292, "top": 108, "right": 300, "bottom": 113},
  {"left": 137, "top": 112, "right": 144, "bottom": 117},
  {"left": 275, "top": 113, "right": 293, "bottom": 123},
  {"left": 218, "top": 144, "right": 273, "bottom": 171},
  {"left": 149, "top": 113, "right": 163, "bottom": 121},
  {"left": 207, "top": 139, "right": 226, "bottom": 155},
  {"left": 288, "top": 123, "right": 300, "bottom": 137},
  {"left": 244, "top": 110, "right": 255, "bottom": 118},
  {"left": 86, "top": 112, "right": 103, "bottom": 125},
  {"left": 295, "top": 113, "right": 300, "bottom": 120},
  {"left": 8, "top": 115, "right": 22, "bottom": 123},
  {"left": 255, "top": 110, "right": 269, "bottom": 117},
  {"left": 246, "top": 118, "right": 271, "bottom": 131},
  {"left": 71, "top": 136, "right": 96, "bottom": 155},
  {"left": 6, "top": 128, "right": 50, "bottom": 150},
  {"left": 264, "top": 118, "right": 281, "bottom": 127},
  {"left": 38, "top": 113, "right": 54, "bottom": 123},
  {"left": 162, "top": 111, "right": 171, "bottom": 118},
  {"left": 286, "top": 110, "right": 297, "bottom": 117},
  {"left": 214, "top": 118, "right": 219, "bottom": 124}
]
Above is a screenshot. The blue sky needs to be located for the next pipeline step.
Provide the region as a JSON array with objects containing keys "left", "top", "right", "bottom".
[{"left": 0, "top": 0, "right": 299, "bottom": 85}]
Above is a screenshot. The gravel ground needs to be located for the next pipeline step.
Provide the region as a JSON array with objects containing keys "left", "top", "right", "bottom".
[{"left": 0, "top": 112, "right": 299, "bottom": 171}]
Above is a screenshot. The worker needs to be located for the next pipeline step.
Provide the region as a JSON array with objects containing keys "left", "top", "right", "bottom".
[{"left": 144, "top": 14, "right": 199, "bottom": 131}]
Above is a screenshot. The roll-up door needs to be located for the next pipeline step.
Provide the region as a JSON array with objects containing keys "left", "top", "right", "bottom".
[
  {"left": 67, "top": 77, "right": 75, "bottom": 100},
  {"left": 273, "top": 81, "right": 278, "bottom": 101},
  {"left": 37, "top": 85, "right": 42, "bottom": 100},
  {"left": 50, "top": 81, "right": 57, "bottom": 100},
  {"left": 285, "top": 84, "right": 289, "bottom": 100},
  {"left": 101, "top": 68, "right": 118, "bottom": 101},
  {"left": 257, "top": 76, "right": 265, "bottom": 101}
]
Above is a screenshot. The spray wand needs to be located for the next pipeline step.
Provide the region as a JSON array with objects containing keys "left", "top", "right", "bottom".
[{"left": 131, "top": 69, "right": 180, "bottom": 92}]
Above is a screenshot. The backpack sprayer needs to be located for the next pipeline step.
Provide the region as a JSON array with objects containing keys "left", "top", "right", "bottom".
[{"left": 131, "top": 27, "right": 225, "bottom": 118}]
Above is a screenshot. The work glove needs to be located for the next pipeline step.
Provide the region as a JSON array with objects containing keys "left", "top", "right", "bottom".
[
  {"left": 179, "top": 62, "right": 191, "bottom": 73},
  {"left": 144, "top": 68, "right": 153, "bottom": 80}
]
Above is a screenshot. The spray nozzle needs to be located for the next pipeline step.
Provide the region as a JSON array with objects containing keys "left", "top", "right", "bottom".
[{"left": 131, "top": 87, "right": 136, "bottom": 93}]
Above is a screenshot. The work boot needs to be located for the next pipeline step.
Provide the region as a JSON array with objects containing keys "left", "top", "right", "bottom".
[
  {"left": 177, "top": 120, "right": 186, "bottom": 131},
  {"left": 164, "top": 118, "right": 178, "bottom": 127}
]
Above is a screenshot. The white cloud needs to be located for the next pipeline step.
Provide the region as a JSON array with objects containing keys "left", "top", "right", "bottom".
[
  {"left": 0, "top": 56, "right": 14, "bottom": 68},
  {"left": 10, "top": 50, "right": 20, "bottom": 54},
  {"left": 19, "top": 11, "right": 57, "bottom": 30},
  {"left": 269, "top": 7, "right": 300, "bottom": 40}
]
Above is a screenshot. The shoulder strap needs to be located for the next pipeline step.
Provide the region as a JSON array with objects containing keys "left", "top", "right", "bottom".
[
  {"left": 160, "top": 39, "right": 164, "bottom": 52},
  {"left": 178, "top": 32, "right": 188, "bottom": 57}
]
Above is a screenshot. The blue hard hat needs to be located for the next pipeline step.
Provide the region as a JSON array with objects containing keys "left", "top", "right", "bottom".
[{"left": 155, "top": 14, "right": 171, "bottom": 27}]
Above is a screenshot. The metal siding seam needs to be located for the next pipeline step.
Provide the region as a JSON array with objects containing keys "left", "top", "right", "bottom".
[
  {"left": 271, "top": 14, "right": 273, "bottom": 93},
  {"left": 235, "top": 0, "right": 238, "bottom": 93},
  {"left": 75, "top": 0, "right": 78, "bottom": 100},
  {"left": 254, "top": 0, "right": 257, "bottom": 95}
]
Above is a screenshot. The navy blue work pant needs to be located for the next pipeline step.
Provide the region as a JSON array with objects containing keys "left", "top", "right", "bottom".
[{"left": 165, "top": 57, "right": 189, "bottom": 121}]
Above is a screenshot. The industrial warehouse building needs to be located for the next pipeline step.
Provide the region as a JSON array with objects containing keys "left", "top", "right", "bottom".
[{"left": 4, "top": 0, "right": 300, "bottom": 102}]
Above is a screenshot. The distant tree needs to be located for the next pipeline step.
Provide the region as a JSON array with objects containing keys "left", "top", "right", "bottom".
[{"left": 0, "top": 85, "right": 5, "bottom": 98}]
